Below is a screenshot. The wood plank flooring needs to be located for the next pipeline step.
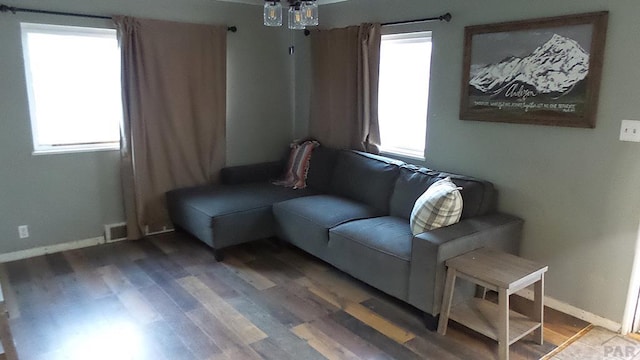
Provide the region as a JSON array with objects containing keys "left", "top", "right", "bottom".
[{"left": 0, "top": 232, "right": 590, "bottom": 359}]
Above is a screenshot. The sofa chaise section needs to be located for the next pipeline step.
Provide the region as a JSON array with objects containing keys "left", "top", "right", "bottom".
[{"left": 166, "top": 161, "right": 316, "bottom": 260}]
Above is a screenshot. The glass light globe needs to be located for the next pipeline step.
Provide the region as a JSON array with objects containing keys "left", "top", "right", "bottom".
[
  {"left": 288, "top": 6, "right": 305, "bottom": 30},
  {"left": 264, "top": 1, "right": 282, "bottom": 27},
  {"left": 300, "top": 1, "right": 318, "bottom": 26}
]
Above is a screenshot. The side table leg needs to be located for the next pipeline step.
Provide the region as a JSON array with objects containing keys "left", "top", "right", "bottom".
[
  {"left": 498, "top": 288, "right": 509, "bottom": 360},
  {"left": 437, "top": 268, "right": 457, "bottom": 335},
  {"left": 533, "top": 274, "right": 545, "bottom": 345}
]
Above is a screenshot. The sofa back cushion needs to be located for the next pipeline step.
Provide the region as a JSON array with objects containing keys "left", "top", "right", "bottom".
[
  {"left": 437, "top": 172, "right": 496, "bottom": 219},
  {"left": 306, "top": 145, "right": 338, "bottom": 193},
  {"left": 389, "top": 166, "right": 439, "bottom": 219},
  {"left": 389, "top": 165, "right": 496, "bottom": 220},
  {"left": 330, "top": 150, "right": 401, "bottom": 214}
]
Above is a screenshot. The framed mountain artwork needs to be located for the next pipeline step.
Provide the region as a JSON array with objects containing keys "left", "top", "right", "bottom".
[{"left": 459, "top": 12, "right": 608, "bottom": 128}]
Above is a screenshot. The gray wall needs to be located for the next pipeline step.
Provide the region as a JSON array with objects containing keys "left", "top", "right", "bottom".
[
  {"left": 294, "top": 0, "right": 640, "bottom": 323},
  {"left": 0, "top": 0, "right": 293, "bottom": 253}
]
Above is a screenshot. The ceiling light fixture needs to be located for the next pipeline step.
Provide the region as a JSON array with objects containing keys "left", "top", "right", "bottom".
[{"left": 264, "top": 0, "right": 318, "bottom": 29}]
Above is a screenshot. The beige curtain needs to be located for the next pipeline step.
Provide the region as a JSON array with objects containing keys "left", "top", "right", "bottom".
[
  {"left": 114, "top": 17, "right": 227, "bottom": 239},
  {"left": 309, "top": 23, "right": 381, "bottom": 152}
]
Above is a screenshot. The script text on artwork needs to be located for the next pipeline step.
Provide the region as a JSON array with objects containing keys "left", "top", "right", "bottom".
[{"left": 473, "top": 100, "right": 577, "bottom": 113}]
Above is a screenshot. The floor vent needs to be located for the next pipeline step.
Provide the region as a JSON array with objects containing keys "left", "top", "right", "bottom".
[{"left": 104, "top": 223, "right": 127, "bottom": 242}]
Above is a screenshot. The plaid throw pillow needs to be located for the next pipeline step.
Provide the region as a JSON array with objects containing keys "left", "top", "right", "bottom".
[
  {"left": 273, "top": 140, "right": 320, "bottom": 189},
  {"left": 410, "top": 177, "right": 463, "bottom": 235}
]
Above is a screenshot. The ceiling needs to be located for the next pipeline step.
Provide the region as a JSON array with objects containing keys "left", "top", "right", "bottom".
[{"left": 215, "top": 0, "right": 349, "bottom": 5}]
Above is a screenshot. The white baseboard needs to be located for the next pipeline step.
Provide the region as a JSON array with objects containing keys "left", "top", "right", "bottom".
[
  {"left": 144, "top": 225, "right": 174, "bottom": 237},
  {"left": 0, "top": 236, "right": 124, "bottom": 263},
  {"left": 0, "top": 226, "right": 170, "bottom": 263},
  {"left": 517, "top": 288, "right": 621, "bottom": 333}
]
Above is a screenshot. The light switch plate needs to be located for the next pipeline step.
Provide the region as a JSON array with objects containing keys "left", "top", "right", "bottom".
[{"left": 620, "top": 120, "right": 640, "bottom": 142}]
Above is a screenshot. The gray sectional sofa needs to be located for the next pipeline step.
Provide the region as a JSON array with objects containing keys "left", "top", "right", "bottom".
[{"left": 166, "top": 146, "right": 523, "bottom": 321}]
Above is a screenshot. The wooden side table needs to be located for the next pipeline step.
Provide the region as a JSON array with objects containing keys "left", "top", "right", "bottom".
[
  {"left": 437, "top": 247, "right": 548, "bottom": 360},
  {"left": 0, "top": 282, "right": 18, "bottom": 360}
]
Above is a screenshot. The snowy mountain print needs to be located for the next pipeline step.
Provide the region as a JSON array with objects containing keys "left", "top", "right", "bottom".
[{"left": 469, "top": 34, "right": 589, "bottom": 100}]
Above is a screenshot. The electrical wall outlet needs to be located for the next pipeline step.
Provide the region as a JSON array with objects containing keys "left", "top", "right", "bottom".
[
  {"left": 18, "top": 225, "right": 29, "bottom": 239},
  {"left": 620, "top": 120, "right": 640, "bottom": 142}
]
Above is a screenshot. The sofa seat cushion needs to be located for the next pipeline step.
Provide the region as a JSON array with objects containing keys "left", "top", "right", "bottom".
[
  {"left": 328, "top": 216, "right": 412, "bottom": 300},
  {"left": 169, "top": 183, "right": 317, "bottom": 221},
  {"left": 167, "top": 183, "right": 316, "bottom": 248},
  {"left": 273, "top": 195, "right": 382, "bottom": 260}
]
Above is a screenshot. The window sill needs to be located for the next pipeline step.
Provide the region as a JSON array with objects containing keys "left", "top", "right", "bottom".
[
  {"left": 33, "top": 144, "right": 120, "bottom": 156},
  {"left": 380, "top": 148, "right": 425, "bottom": 162}
]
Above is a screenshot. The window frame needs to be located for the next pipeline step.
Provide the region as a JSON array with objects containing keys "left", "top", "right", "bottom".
[
  {"left": 20, "top": 22, "right": 122, "bottom": 155},
  {"left": 377, "top": 28, "right": 433, "bottom": 161}
]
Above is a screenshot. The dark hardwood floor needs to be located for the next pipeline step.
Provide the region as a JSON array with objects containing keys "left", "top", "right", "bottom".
[{"left": 0, "top": 232, "right": 589, "bottom": 359}]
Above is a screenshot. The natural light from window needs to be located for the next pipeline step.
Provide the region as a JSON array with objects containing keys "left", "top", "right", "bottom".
[
  {"left": 21, "top": 23, "right": 122, "bottom": 154},
  {"left": 378, "top": 31, "right": 432, "bottom": 159}
]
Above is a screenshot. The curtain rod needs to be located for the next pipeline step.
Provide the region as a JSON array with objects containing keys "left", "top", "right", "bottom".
[
  {"left": 383, "top": 12, "right": 452, "bottom": 26},
  {"left": 0, "top": 4, "right": 238, "bottom": 32},
  {"left": 303, "top": 12, "right": 451, "bottom": 36}
]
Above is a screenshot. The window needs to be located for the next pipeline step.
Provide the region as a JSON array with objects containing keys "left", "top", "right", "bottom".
[
  {"left": 378, "top": 31, "right": 432, "bottom": 159},
  {"left": 21, "top": 23, "right": 122, "bottom": 154}
]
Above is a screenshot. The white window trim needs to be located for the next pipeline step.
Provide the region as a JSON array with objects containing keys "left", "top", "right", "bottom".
[
  {"left": 377, "top": 30, "right": 432, "bottom": 161},
  {"left": 21, "top": 23, "right": 121, "bottom": 155},
  {"left": 381, "top": 30, "right": 432, "bottom": 41},
  {"left": 32, "top": 143, "right": 120, "bottom": 156}
]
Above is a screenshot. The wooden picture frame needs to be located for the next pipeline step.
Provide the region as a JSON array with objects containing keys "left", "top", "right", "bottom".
[{"left": 459, "top": 12, "right": 608, "bottom": 128}]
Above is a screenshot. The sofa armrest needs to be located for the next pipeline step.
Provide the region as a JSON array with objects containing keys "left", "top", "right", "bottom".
[
  {"left": 220, "top": 161, "right": 284, "bottom": 185},
  {"left": 407, "top": 213, "right": 523, "bottom": 315}
]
